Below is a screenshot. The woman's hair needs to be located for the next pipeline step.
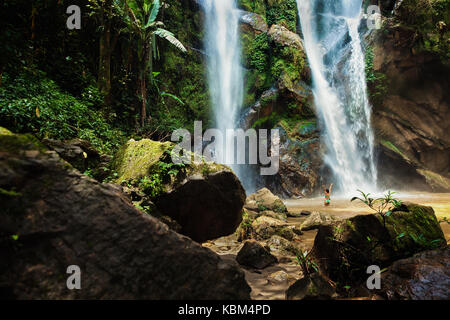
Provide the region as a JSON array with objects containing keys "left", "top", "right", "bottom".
[{"left": 326, "top": 189, "right": 330, "bottom": 193}]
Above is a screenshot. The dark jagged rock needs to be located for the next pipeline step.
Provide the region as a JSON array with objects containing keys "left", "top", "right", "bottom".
[
  {"left": 286, "top": 273, "right": 336, "bottom": 300},
  {"left": 378, "top": 246, "right": 450, "bottom": 300},
  {"left": 312, "top": 203, "right": 446, "bottom": 286},
  {"left": 236, "top": 240, "right": 277, "bottom": 269},
  {"left": 0, "top": 128, "right": 251, "bottom": 299},
  {"left": 42, "top": 138, "right": 111, "bottom": 181}
]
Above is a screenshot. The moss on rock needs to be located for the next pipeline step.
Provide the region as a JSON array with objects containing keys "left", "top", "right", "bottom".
[
  {"left": 0, "top": 127, "right": 47, "bottom": 154},
  {"left": 312, "top": 202, "right": 446, "bottom": 287},
  {"left": 112, "top": 138, "right": 174, "bottom": 183}
]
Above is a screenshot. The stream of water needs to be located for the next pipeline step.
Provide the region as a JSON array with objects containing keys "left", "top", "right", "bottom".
[
  {"left": 202, "top": 0, "right": 257, "bottom": 191},
  {"left": 297, "top": 0, "right": 378, "bottom": 195}
]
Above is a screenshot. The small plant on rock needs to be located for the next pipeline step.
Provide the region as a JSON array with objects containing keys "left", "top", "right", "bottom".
[
  {"left": 295, "top": 249, "right": 319, "bottom": 277},
  {"left": 351, "top": 190, "right": 402, "bottom": 227},
  {"left": 256, "top": 199, "right": 268, "bottom": 212}
]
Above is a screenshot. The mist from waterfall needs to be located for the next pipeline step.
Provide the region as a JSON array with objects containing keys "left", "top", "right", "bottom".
[
  {"left": 296, "top": 0, "right": 377, "bottom": 195},
  {"left": 201, "top": 0, "right": 255, "bottom": 192}
]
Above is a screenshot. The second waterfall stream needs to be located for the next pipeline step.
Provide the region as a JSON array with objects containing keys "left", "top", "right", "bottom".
[{"left": 297, "top": 0, "right": 378, "bottom": 195}]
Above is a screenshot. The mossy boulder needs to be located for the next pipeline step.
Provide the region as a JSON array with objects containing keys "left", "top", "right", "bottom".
[
  {"left": 112, "top": 138, "right": 246, "bottom": 243},
  {"left": 251, "top": 216, "right": 299, "bottom": 241},
  {"left": 267, "top": 235, "right": 302, "bottom": 257},
  {"left": 112, "top": 138, "right": 173, "bottom": 183},
  {"left": 0, "top": 127, "right": 47, "bottom": 154},
  {"left": 245, "top": 187, "right": 288, "bottom": 213},
  {"left": 268, "top": 24, "right": 303, "bottom": 51},
  {"left": 312, "top": 203, "right": 446, "bottom": 287},
  {"left": 260, "top": 210, "right": 288, "bottom": 222},
  {"left": 0, "top": 127, "right": 13, "bottom": 136},
  {"left": 235, "top": 205, "right": 301, "bottom": 242}
]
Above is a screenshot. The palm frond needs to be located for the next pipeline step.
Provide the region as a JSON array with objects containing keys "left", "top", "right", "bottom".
[
  {"left": 145, "top": 0, "right": 160, "bottom": 28},
  {"left": 161, "top": 92, "right": 185, "bottom": 105},
  {"left": 154, "top": 28, "right": 187, "bottom": 52}
]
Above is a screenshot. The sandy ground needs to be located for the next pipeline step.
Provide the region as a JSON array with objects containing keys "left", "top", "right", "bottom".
[{"left": 205, "top": 192, "right": 450, "bottom": 300}]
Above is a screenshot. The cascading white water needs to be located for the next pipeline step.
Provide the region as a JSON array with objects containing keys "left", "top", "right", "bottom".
[
  {"left": 297, "top": 0, "right": 377, "bottom": 195},
  {"left": 202, "top": 0, "right": 252, "bottom": 189}
]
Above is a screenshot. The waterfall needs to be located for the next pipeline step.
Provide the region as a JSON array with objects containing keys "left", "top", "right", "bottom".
[
  {"left": 296, "top": 0, "right": 377, "bottom": 195},
  {"left": 202, "top": 0, "right": 254, "bottom": 191}
]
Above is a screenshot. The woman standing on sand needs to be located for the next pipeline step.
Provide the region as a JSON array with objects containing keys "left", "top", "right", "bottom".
[{"left": 323, "top": 183, "right": 333, "bottom": 206}]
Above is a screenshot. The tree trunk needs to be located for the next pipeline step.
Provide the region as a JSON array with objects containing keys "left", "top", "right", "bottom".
[
  {"left": 98, "top": 0, "right": 113, "bottom": 109},
  {"left": 139, "top": 41, "right": 153, "bottom": 127},
  {"left": 140, "top": 74, "right": 147, "bottom": 127}
]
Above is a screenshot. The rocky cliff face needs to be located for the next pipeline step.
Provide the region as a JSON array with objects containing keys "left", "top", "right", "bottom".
[
  {"left": 237, "top": 1, "right": 320, "bottom": 197},
  {"left": 368, "top": 0, "right": 450, "bottom": 191}
]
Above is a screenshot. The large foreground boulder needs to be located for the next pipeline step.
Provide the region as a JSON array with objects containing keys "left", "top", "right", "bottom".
[
  {"left": 312, "top": 203, "right": 446, "bottom": 286},
  {"left": 112, "top": 138, "right": 246, "bottom": 242},
  {"left": 0, "top": 129, "right": 251, "bottom": 299},
  {"left": 378, "top": 246, "right": 450, "bottom": 300}
]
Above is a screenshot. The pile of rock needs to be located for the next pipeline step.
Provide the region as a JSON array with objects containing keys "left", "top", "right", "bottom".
[{"left": 234, "top": 188, "right": 304, "bottom": 270}]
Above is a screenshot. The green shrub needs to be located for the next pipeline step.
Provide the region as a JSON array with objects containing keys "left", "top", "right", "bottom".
[
  {"left": 365, "top": 46, "right": 387, "bottom": 106},
  {"left": 396, "top": 0, "right": 450, "bottom": 63},
  {"left": 266, "top": 0, "right": 298, "bottom": 32},
  {"left": 0, "top": 69, "right": 125, "bottom": 154}
]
